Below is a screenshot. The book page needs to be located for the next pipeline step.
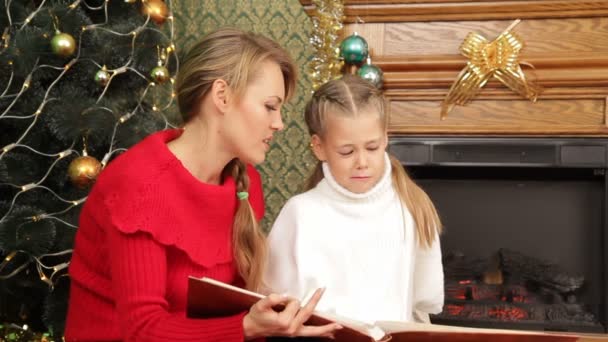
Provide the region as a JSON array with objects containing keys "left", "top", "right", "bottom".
[
  {"left": 376, "top": 320, "right": 556, "bottom": 336},
  {"left": 313, "top": 310, "right": 386, "bottom": 341}
]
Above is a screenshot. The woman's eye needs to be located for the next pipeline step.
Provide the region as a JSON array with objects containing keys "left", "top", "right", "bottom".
[{"left": 265, "top": 104, "right": 277, "bottom": 111}]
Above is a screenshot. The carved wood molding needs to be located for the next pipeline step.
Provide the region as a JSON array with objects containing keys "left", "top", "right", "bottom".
[
  {"left": 375, "top": 53, "right": 608, "bottom": 91},
  {"left": 385, "top": 88, "right": 608, "bottom": 101},
  {"left": 299, "top": 0, "right": 608, "bottom": 23},
  {"left": 386, "top": 126, "right": 608, "bottom": 135}
]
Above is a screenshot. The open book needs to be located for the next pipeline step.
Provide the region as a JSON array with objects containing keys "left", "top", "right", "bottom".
[{"left": 186, "top": 276, "right": 606, "bottom": 342}]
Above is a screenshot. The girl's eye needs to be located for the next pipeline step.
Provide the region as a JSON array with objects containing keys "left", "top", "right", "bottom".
[
  {"left": 338, "top": 150, "right": 353, "bottom": 156},
  {"left": 367, "top": 146, "right": 379, "bottom": 151}
]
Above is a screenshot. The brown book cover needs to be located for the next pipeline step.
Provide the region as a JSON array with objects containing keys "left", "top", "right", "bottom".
[{"left": 186, "top": 276, "right": 607, "bottom": 342}]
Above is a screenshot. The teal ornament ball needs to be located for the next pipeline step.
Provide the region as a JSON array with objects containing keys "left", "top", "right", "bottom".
[
  {"left": 357, "top": 63, "right": 383, "bottom": 89},
  {"left": 340, "top": 33, "right": 368, "bottom": 65}
]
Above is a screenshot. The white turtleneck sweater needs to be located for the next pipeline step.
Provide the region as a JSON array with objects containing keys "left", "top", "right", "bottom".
[{"left": 265, "top": 153, "right": 444, "bottom": 324}]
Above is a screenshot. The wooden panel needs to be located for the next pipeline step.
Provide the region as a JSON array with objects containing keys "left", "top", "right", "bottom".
[
  {"left": 364, "top": 53, "right": 608, "bottom": 93},
  {"left": 374, "top": 54, "right": 608, "bottom": 71},
  {"left": 383, "top": 65, "right": 608, "bottom": 89},
  {"left": 385, "top": 87, "right": 608, "bottom": 101},
  {"left": 302, "top": 1, "right": 608, "bottom": 136},
  {"left": 342, "top": 18, "right": 608, "bottom": 56},
  {"left": 300, "top": 0, "right": 608, "bottom": 23},
  {"left": 389, "top": 99, "right": 608, "bottom": 135}
]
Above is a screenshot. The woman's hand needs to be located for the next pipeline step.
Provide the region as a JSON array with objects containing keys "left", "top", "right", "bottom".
[{"left": 243, "top": 288, "right": 342, "bottom": 339}]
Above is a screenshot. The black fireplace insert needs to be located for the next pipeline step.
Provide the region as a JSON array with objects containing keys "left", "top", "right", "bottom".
[{"left": 389, "top": 137, "right": 608, "bottom": 334}]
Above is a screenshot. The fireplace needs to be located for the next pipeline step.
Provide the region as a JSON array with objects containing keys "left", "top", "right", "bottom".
[{"left": 389, "top": 137, "right": 608, "bottom": 334}]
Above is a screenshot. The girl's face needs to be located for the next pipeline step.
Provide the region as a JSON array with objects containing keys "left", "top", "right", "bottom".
[
  {"left": 222, "top": 60, "right": 286, "bottom": 165},
  {"left": 312, "top": 109, "right": 388, "bottom": 194}
]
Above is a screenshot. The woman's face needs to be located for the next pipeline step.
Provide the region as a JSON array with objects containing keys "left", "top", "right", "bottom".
[{"left": 222, "top": 60, "right": 286, "bottom": 165}]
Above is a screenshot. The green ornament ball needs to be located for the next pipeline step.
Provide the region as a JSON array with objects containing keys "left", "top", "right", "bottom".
[
  {"left": 150, "top": 65, "right": 170, "bottom": 84},
  {"left": 357, "top": 63, "right": 384, "bottom": 89},
  {"left": 94, "top": 68, "right": 111, "bottom": 87},
  {"left": 340, "top": 34, "right": 369, "bottom": 65},
  {"left": 50, "top": 32, "right": 76, "bottom": 58}
]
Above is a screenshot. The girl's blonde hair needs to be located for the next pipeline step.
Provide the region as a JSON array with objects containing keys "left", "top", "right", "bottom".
[
  {"left": 175, "top": 27, "right": 297, "bottom": 290},
  {"left": 304, "top": 75, "right": 441, "bottom": 247}
]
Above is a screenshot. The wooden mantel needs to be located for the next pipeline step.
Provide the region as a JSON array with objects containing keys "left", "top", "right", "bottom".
[
  {"left": 300, "top": 0, "right": 608, "bottom": 136},
  {"left": 300, "top": 0, "right": 608, "bottom": 23}
]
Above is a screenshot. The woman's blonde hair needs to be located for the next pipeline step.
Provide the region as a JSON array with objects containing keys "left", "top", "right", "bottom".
[
  {"left": 175, "top": 27, "right": 297, "bottom": 290},
  {"left": 304, "top": 75, "right": 441, "bottom": 247}
]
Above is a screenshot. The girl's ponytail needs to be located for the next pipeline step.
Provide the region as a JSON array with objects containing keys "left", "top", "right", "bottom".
[{"left": 389, "top": 154, "right": 442, "bottom": 248}]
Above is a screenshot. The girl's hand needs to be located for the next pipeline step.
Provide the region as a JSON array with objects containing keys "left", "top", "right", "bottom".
[{"left": 243, "top": 288, "right": 342, "bottom": 339}]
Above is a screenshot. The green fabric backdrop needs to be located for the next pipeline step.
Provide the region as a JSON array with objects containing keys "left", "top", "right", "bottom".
[{"left": 173, "top": 0, "right": 316, "bottom": 231}]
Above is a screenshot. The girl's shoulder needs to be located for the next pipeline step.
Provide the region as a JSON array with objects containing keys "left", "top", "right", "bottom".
[{"left": 283, "top": 185, "right": 326, "bottom": 210}]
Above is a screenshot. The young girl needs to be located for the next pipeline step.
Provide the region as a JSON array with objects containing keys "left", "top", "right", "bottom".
[{"left": 265, "top": 74, "right": 444, "bottom": 325}]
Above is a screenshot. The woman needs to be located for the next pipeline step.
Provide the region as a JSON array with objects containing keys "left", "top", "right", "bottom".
[{"left": 65, "top": 27, "right": 341, "bottom": 341}]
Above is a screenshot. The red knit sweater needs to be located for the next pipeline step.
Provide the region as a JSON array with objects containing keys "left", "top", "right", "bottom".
[{"left": 65, "top": 129, "right": 265, "bottom": 341}]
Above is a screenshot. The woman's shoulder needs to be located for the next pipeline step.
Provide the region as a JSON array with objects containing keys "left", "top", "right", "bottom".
[
  {"left": 95, "top": 131, "right": 174, "bottom": 191},
  {"left": 84, "top": 130, "right": 184, "bottom": 231}
]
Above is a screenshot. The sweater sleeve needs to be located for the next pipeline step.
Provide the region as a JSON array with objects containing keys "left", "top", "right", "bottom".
[
  {"left": 412, "top": 233, "right": 444, "bottom": 315},
  {"left": 264, "top": 199, "right": 304, "bottom": 298},
  {"left": 107, "top": 226, "right": 246, "bottom": 342}
]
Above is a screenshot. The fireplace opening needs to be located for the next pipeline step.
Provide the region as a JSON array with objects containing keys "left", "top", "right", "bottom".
[
  {"left": 390, "top": 138, "right": 608, "bottom": 334},
  {"left": 437, "top": 248, "right": 601, "bottom": 332}
]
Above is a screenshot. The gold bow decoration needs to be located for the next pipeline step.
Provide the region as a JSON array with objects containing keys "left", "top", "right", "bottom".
[{"left": 441, "top": 19, "right": 541, "bottom": 120}]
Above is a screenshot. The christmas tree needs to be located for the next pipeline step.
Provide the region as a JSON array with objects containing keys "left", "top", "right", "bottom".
[{"left": 0, "top": 0, "right": 177, "bottom": 339}]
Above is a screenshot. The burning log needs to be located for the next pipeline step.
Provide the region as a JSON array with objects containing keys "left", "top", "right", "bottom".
[{"left": 499, "top": 249, "right": 584, "bottom": 293}]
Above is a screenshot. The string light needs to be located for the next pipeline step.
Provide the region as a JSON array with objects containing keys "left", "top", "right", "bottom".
[
  {"left": 58, "top": 149, "right": 73, "bottom": 159},
  {"left": 4, "top": 251, "right": 17, "bottom": 262},
  {"left": 2, "top": 143, "right": 16, "bottom": 153},
  {"left": 69, "top": 0, "right": 81, "bottom": 9},
  {"left": 21, "top": 183, "right": 36, "bottom": 192}
]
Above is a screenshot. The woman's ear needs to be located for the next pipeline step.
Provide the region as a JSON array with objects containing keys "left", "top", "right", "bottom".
[
  {"left": 310, "top": 135, "right": 326, "bottom": 161},
  {"left": 210, "top": 79, "right": 230, "bottom": 113}
]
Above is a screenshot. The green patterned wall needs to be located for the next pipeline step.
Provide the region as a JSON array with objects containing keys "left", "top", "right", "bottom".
[{"left": 173, "top": 0, "right": 316, "bottom": 231}]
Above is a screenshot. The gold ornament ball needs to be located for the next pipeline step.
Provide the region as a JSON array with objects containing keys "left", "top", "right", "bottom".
[
  {"left": 150, "top": 65, "right": 170, "bottom": 84},
  {"left": 50, "top": 32, "right": 76, "bottom": 58},
  {"left": 95, "top": 68, "right": 111, "bottom": 87},
  {"left": 141, "top": 0, "right": 168, "bottom": 25},
  {"left": 68, "top": 156, "right": 102, "bottom": 188}
]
